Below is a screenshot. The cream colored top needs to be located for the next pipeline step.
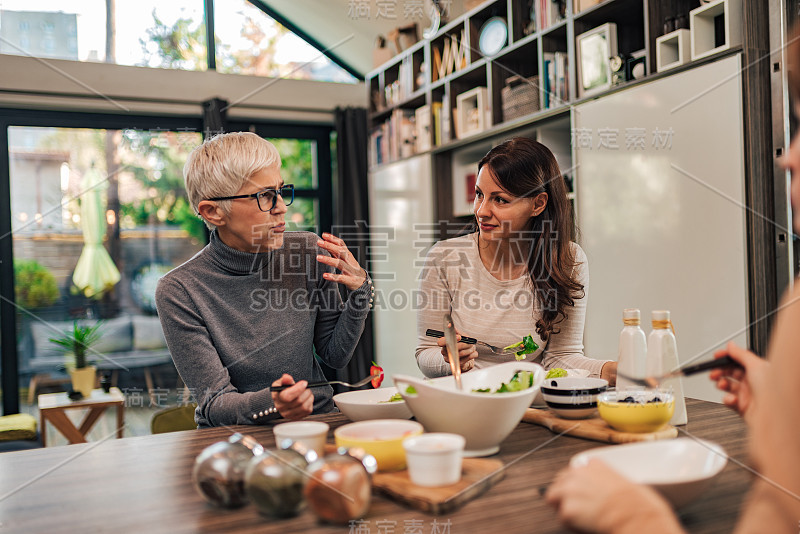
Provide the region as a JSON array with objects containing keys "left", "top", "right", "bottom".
[{"left": 415, "top": 233, "right": 607, "bottom": 378}]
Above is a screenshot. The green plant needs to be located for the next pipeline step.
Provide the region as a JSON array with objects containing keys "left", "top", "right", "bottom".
[
  {"left": 14, "top": 259, "right": 60, "bottom": 309},
  {"left": 48, "top": 321, "right": 104, "bottom": 369}
]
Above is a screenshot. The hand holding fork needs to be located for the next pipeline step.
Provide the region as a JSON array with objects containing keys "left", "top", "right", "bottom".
[{"left": 426, "top": 328, "right": 479, "bottom": 372}]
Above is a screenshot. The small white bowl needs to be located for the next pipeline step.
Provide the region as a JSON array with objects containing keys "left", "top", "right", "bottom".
[
  {"left": 403, "top": 433, "right": 465, "bottom": 487},
  {"left": 333, "top": 387, "right": 413, "bottom": 421},
  {"left": 273, "top": 421, "right": 329, "bottom": 458},
  {"left": 540, "top": 377, "right": 608, "bottom": 419},
  {"left": 570, "top": 438, "right": 727, "bottom": 508}
]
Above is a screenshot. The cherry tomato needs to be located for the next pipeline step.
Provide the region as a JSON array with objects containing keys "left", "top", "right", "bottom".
[{"left": 370, "top": 361, "right": 384, "bottom": 388}]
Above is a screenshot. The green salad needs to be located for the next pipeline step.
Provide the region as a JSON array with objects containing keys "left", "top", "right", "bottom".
[
  {"left": 380, "top": 386, "right": 417, "bottom": 403},
  {"left": 545, "top": 368, "right": 568, "bottom": 379},
  {"left": 472, "top": 370, "right": 535, "bottom": 394},
  {"left": 503, "top": 335, "right": 539, "bottom": 361}
]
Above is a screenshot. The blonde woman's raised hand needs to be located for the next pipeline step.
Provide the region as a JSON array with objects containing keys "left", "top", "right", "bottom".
[{"left": 316, "top": 232, "right": 367, "bottom": 291}]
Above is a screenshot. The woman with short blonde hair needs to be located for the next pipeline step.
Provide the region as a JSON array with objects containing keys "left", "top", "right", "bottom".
[{"left": 157, "top": 132, "right": 373, "bottom": 426}]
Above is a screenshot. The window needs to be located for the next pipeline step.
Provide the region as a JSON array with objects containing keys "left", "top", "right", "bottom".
[
  {"left": 5, "top": 120, "right": 205, "bottom": 413},
  {"left": 0, "top": 2, "right": 207, "bottom": 69},
  {"left": 0, "top": 1, "right": 359, "bottom": 80},
  {"left": 214, "top": 0, "right": 356, "bottom": 83}
]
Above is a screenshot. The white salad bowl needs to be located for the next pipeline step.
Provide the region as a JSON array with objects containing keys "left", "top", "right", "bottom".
[
  {"left": 570, "top": 438, "right": 728, "bottom": 509},
  {"left": 394, "top": 361, "right": 545, "bottom": 457},
  {"left": 333, "top": 387, "right": 413, "bottom": 421}
]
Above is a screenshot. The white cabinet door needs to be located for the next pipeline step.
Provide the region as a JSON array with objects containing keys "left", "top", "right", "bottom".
[{"left": 575, "top": 54, "right": 748, "bottom": 402}]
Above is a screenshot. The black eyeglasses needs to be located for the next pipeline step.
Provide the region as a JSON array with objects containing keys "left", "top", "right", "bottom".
[{"left": 207, "top": 184, "right": 294, "bottom": 212}]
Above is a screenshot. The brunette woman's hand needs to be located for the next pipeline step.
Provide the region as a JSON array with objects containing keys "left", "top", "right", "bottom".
[
  {"left": 316, "top": 232, "right": 367, "bottom": 291},
  {"left": 438, "top": 331, "right": 477, "bottom": 372},
  {"left": 271, "top": 374, "right": 313, "bottom": 421},
  {"left": 600, "top": 361, "right": 618, "bottom": 386}
]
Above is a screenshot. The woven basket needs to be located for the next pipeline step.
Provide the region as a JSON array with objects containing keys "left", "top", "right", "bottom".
[{"left": 501, "top": 75, "right": 540, "bottom": 121}]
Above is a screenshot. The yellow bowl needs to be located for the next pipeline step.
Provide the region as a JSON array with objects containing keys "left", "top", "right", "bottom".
[
  {"left": 334, "top": 419, "right": 423, "bottom": 471},
  {"left": 598, "top": 390, "right": 675, "bottom": 433}
]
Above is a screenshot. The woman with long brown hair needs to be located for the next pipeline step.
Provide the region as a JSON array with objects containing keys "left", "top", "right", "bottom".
[{"left": 415, "top": 137, "right": 617, "bottom": 382}]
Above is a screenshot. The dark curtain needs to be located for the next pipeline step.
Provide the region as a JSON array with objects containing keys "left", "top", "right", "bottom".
[
  {"left": 202, "top": 97, "right": 229, "bottom": 136},
  {"left": 333, "top": 107, "right": 374, "bottom": 389}
]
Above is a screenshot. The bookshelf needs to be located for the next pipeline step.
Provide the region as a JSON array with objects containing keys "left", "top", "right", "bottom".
[{"left": 366, "top": 0, "right": 744, "bottom": 233}]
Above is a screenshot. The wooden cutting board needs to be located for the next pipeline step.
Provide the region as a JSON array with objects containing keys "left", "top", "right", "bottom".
[
  {"left": 522, "top": 408, "right": 678, "bottom": 443},
  {"left": 371, "top": 457, "right": 505, "bottom": 515}
]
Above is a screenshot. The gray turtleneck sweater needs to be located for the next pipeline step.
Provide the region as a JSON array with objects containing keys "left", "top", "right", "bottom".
[{"left": 155, "top": 230, "right": 372, "bottom": 427}]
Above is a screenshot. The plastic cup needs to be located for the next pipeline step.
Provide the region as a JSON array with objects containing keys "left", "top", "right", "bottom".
[
  {"left": 273, "top": 421, "right": 329, "bottom": 458},
  {"left": 402, "top": 433, "right": 465, "bottom": 487}
]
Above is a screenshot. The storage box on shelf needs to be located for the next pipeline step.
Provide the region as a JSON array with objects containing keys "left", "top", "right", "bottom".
[
  {"left": 656, "top": 29, "right": 691, "bottom": 72},
  {"left": 690, "top": 0, "right": 742, "bottom": 61}
]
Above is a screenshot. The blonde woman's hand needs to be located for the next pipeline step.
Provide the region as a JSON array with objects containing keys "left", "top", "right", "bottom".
[
  {"left": 271, "top": 374, "right": 313, "bottom": 421},
  {"left": 316, "top": 233, "right": 367, "bottom": 291},
  {"left": 438, "top": 332, "right": 477, "bottom": 372}
]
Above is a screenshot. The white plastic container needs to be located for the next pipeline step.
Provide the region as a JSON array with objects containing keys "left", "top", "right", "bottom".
[
  {"left": 402, "top": 433, "right": 465, "bottom": 487},
  {"left": 616, "top": 308, "right": 648, "bottom": 391},
  {"left": 273, "top": 421, "right": 329, "bottom": 458},
  {"left": 647, "top": 311, "right": 688, "bottom": 425}
]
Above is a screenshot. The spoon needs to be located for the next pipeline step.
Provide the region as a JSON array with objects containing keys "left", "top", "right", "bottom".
[{"left": 617, "top": 355, "right": 740, "bottom": 388}]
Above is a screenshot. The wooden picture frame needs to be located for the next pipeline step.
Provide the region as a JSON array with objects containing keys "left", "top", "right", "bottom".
[
  {"left": 455, "top": 87, "right": 489, "bottom": 139},
  {"left": 577, "top": 23, "right": 617, "bottom": 97}
]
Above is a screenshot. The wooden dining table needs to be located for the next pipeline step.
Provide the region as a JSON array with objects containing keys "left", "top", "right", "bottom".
[{"left": 0, "top": 398, "right": 749, "bottom": 533}]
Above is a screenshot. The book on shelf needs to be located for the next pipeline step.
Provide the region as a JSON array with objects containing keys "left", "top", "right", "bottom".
[
  {"left": 415, "top": 105, "right": 432, "bottom": 153},
  {"left": 369, "top": 108, "right": 417, "bottom": 166},
  {"left": 432, "top": 102, "right": 442, "bottom": 146},
  {"left": 542, "top": 51, "right": 569, "bottom": 109},
  {"left": 539, "top": 0, "right": 566, "bottom": 31},
  {"left": 441, "top": 97, "right": 451, "bottom": 144}
]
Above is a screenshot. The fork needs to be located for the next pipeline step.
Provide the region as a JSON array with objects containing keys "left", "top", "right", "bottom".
[
  {"left": 616, "top": 355, "right": 739, "bottom": 388},
  {"left": 426, "top": 329, "right": 516, "bottom": 355},
  {"left": 270, "top": 372, "right": 381, "bottom": 392}
]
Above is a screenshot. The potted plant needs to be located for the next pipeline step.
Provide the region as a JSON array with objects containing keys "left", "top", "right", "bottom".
[{"left": 48, "top": 321, "right": 104, "bottom": 398}]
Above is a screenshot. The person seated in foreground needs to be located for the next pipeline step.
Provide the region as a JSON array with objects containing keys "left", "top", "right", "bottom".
[{"left": 544, "top": 28, "right": 800, "bottom": 534}]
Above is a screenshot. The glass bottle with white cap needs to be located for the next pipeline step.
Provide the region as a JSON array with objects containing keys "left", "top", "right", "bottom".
[
  {"left": 647, "top": 310, "right": 688, "bottom": 425},
  {"left": 616, "top": 308, "right": 647, "bottom": 391}
]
